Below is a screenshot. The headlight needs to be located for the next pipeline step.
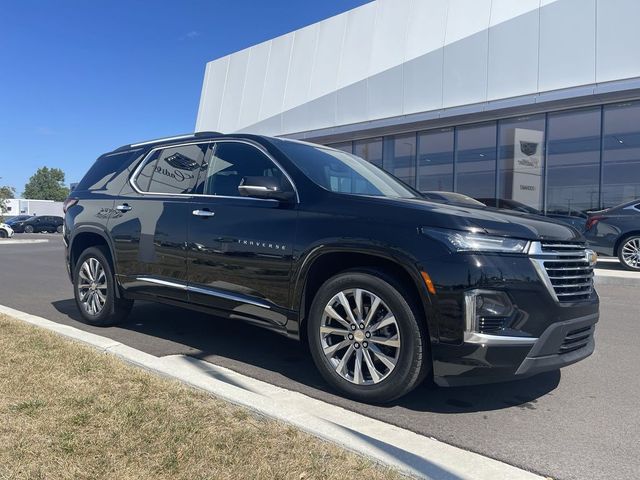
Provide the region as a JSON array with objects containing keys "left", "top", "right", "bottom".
[{"left": 421, "top": 227, "right": 529, "bottom": 253}]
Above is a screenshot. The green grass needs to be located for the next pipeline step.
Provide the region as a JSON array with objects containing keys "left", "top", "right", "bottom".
[{"left": 0, "top": 315, "right": 402, "bottom": 480}]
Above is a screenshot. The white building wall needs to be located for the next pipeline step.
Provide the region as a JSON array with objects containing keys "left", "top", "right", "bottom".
[
  {"left": 3, "top": 199, "right": 63, "bottom": 217},
  {"left": 195, "top": 0, "right": 640, "bottom": 137}
]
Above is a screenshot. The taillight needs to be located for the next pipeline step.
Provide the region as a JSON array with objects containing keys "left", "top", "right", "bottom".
[
  {"left": 63, "top": 197, "right": 78, "bottom": 213},
  {"left": 585, "top": 216, "right": 604, "bottom": 231}
]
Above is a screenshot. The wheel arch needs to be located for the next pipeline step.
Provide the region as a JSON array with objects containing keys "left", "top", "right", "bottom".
[
  {"left": 69, "top": 227, "right": 118, "bottom": 285},
  {"left": 292, "top": 246, "right": 438, "bottom": 344}
]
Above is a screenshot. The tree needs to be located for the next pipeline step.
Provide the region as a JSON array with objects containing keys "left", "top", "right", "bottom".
[
  {"left": 0, "top": 185, "right": 16, "bottom": 222},
  {"left": 23, "top": 167, "right": 69, "bottom": 202}
]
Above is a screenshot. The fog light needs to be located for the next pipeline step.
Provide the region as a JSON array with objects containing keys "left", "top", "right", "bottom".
[{"left": 464, "top": 290, "right": 514, "bottom": 334}]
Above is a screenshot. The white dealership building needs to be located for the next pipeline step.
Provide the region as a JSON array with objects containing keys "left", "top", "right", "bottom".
[{"left": 196, "top": 0, "right": 640, "bottom": 214}]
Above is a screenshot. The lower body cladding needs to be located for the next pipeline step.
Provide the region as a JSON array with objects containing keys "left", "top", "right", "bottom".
[{"left": 432, "top": 313, "right": 598, "bottom": 386}]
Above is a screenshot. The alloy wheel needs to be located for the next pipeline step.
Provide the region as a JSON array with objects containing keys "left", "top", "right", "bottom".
[
  {"left": 77, "top": 257, "right": 108, "bottom": 315},
  {"left": 621, "top": 237, "right": 640, "bottom": 269},
  {"left": 320, "top": 288, "right": 401, "bottom": 385}
]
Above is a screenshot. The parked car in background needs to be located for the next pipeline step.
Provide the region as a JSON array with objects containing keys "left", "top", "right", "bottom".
[
  {"left": 0, "top": 222, "right": 14, "bottom": 238},
  {"left": 421, "top": 191, "right": 486, "bottom": 207},
  {"left": 10, "top": 215, "right": 63, "bottom": 233},
  {"left": 584, "top": 200, "right": 640, "bottom": 271},
  {"left": 477, "top": 198, "right": 587, "bottom": 231},
  {"left": 4, "top": 214, "right": 33, "bottom": 225}
]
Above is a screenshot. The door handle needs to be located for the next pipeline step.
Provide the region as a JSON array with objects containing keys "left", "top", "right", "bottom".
[
  {"left": 116, "top": 204, "right": 132, "bottom": 212},
  {"left": 192, "top": 209, "right": 215, "bottom": 217}
]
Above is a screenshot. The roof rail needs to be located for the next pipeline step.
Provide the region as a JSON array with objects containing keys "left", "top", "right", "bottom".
[{"left": 114, "top": 131, "right": 223, "bottom": 152}]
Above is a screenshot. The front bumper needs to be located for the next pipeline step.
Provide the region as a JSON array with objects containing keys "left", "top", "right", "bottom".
[{"left": 433, "top": 312, "right": 598, "bottom": 386}]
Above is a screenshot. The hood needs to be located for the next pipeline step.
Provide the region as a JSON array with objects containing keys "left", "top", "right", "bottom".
[{"left": 372, "top": 196, "right": 582, "bottom": 242}]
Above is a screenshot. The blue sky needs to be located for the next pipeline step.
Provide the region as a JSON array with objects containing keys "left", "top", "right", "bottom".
[{"left": 0, "top": 0, "right": 370, "bottom": 195}]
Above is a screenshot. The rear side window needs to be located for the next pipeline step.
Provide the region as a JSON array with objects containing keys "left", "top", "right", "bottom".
[
  {"left": 76, "top": 149, "right": 141, "bottom": 191},
  {"left": 197, "top": 142, "right": 287, "bottom": 197},
  {"left": 136, "top": 144, "right": 208, "bottom": 195}
]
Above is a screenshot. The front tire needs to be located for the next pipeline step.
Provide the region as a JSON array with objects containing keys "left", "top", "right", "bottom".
[
  {"left": 73, "top": 246, "right": 133, "bottom": 326},
  {"left": 308, "top": 270, "right": 430, "bottom": 403},
  {"left": 0, "top": 230, "right": 6, "bottom": 239},
  {"left": 56, "top": 225, "right": 63, "bottom": 233},
  {"left": 24, "top": 225, "right": 34, "bottom": 233},
  {"left": 618, "top": 235, "right": 640, "bottom": 271}
]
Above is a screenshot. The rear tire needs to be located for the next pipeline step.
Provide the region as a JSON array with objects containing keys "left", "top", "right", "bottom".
[
  {"left": 24, "top": 225, "right": 34, "bottom": 233},
  {"left": 618, "top": 235, "right": 640, "bottom": 271},
  {"left": 56, "top": 225, "right": 63, "bottom": 233},
  {"left": 307, "top": 269, "right": 430, "bottom": 403},
  {"left": 73, "top": 246, "right": 133, "bottom": 326}
]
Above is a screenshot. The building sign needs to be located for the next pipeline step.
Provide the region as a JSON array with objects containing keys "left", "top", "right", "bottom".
[{"left": 512, "top": 128, "right": 543, "bottom": 209}]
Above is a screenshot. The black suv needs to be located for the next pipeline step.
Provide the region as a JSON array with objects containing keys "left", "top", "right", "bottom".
[
  {"left": 64, "top": 133, "right": 600, "bottom": 402},
  {"left": 12, "top": 215, "right": 63, "bottom": 233}
]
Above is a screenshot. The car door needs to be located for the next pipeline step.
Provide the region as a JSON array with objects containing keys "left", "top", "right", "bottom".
[
  {"left": 186, "top": 140, "right": 298, "bottom": 327},
  {"left": 109, "top": 142, "right": 210, "bottom": 301}
]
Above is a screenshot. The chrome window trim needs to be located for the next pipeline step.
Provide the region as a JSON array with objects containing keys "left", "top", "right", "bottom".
[
  {"left": 128, "top": 138, "right": 300, "bottom": 203},
  {"left": 135, "top": 276, "right": 272, "bottom": 309}
]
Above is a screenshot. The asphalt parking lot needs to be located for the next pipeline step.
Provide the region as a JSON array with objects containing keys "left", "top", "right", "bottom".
[{"left": 1, "top": 234, "right": 638, "bottom": 480}]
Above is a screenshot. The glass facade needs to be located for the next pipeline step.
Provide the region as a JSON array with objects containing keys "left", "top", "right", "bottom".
[
  {"left": 324, "top": 101, "right": 640, "bottom": 212},
  {"left": 602, "top": 102, "right": 640, "bottom": 207},
  {"left": 417, "top": 128, "right": 454, "bottom": 192},
  {"left": 384, "top": 133, "right": 417, "bottom": 187}
]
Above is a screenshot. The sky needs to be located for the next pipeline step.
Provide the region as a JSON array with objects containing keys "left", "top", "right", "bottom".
[{"left": 0, "top": 0, "right": 371, "bottom": 196}]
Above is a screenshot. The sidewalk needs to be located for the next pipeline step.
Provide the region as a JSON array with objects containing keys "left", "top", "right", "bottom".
[{"left": 594, "top": 258, "right": 640, "bottom": 287}]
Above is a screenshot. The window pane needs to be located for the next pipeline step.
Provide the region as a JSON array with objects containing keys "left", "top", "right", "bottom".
[
  {"left": 384, "top": 134, "right": 416, "bottom": 187},
  {"left": 603, "top": 102, "right": 640, "bottom": 207},
  {"left": 203, "top": 142, "right": 285, "bottom": 197},
  {"left": 76, "top": 149, "right": 141, "bottom": 192},
  {"left": 147, "top": 144, "right": 206, "bottom": 194},
  {"left": 354, "top": 138, "right": 383, "bottom": 167},
  {"left": 327, "top": 141, "right": 353, "bottom": 153},
  {"left": 498, "top": 115, "right": 546, "bottom": 211},
  {"left": 274, "top": 140, "right": 418, "bottom": 198},
  {"left": 546, "top": 108, "right": 601, "bottom": 215},
  {"left": 417, "top": 128, "right": 454, "bottom": 192},
  {"left": 136, "top": 150, "right": 161, "bottom": 192},
  {"left": 455, "top": 122, "right": 497, "bottom": 199}
]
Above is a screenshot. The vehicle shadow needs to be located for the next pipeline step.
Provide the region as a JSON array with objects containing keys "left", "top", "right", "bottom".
[{"left": 52, "top": 298, "right": 560, "bottom": 414}]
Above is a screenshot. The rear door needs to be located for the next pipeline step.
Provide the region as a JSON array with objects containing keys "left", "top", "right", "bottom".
[
  {"left": 109, "top": 142, "right": 210, "bottom": 301},
  {"left": 186, "top": 140, "right": 298, "bottom": 326}
]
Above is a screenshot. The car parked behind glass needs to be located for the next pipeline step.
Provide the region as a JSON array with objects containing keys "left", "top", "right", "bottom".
[
  {"left": 477, "top": 198, "right": 587, "bottom": 231},
  {"left": 584, "top": 200, "right": 640, "bottom": 271},
  {"left": 10, "top": 215, "right": 63, "bottom": 234}
]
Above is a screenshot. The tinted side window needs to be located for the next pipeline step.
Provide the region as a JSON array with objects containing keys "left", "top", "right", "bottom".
[
  {"left": 76, "top": 149, "right": 142, "bottom": 191},
  {"left": 200, "top": 142, "right": 286, "bottom": 197},
  {"left": 137, "top": 144, "right": 207, "bottom": 194}
]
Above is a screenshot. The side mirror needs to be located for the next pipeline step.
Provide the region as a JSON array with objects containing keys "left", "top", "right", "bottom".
[{"left": 238, "top": 176, "right": 294, "bottom": 202}]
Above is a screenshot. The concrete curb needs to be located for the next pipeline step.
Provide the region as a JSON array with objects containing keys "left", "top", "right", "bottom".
[
  {"left": 0, "top": 239, "right": 49, "bottom": 245},
  {"left": 0, "top": 303, "right": 544, "bottom": 480}
]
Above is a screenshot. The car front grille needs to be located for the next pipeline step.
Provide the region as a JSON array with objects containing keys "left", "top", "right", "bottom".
[
  {"left": 531, "top": 241, "right": 594, "bottom": 303},
  {"left": 559, "top": 325, "right": 593, "bottom": 354}
]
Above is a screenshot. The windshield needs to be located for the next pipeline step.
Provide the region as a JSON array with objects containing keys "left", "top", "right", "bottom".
[{"left": 275, "top": 140, "right": 419, "bottom": 199}]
